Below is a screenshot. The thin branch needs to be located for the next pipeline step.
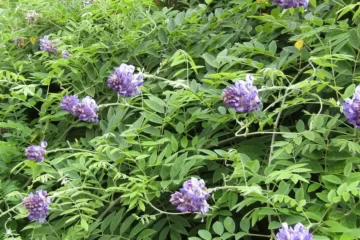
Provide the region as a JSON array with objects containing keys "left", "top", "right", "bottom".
[
  {"left": 99, "top": 196, "right": 122, "bottom": 219},
  {"left": 268, "top": 63, "right": 311, "bottom": 165},
  {"left": 144, "top": 194, "right": 189, "bottom": 215}
]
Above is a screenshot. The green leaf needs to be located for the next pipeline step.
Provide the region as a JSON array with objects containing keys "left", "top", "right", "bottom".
[
  {"left": 322, "top": 175, "right": 342, "bottom": 185},
  {"left": 239, "top": 217, "right": 249, "bottom": 232},
  {"left": 235, "top": 232, "right": 247, "bottom": 240},
  {"left": 303, "top": 131, "right": 315, "bottom": 141},
  {"left": 120, "top": 216, "right": 136, "bottom": 234},
  {"left": 348, "top": 29, "right": 359, "bottom": 49},
  {"left": 158, "top": 28, "right": 168, "bottom": 44},
  {"left": 308, "top": 183, "right": 321, "bottom": 193},
  {"left": 136, "top": 229, "right": 156, "bottom": 240},
  {"left": 293, "top": 136, "right": 302, "bottom": 145},
  {"left": 268, "top": 221, "right": 281, "bottom": 229},
  {"left": 81, "top": 218, "right": 89, "bottom": 231},
  {"left": 110, "top": 209, "right": 125, "bottom": 233},
  {"left": 99, "top": 61, "right": 111, "bottom": 77},
  {"left": 202, "top": 53, "right": 219, "bottom": 68},
  {"left": 337, "top": 4, "right": 356, "bottom": 20},
  {"left": 296, "top": 120, "right": 305, "bottom": 132},
  {"left": 175, "top": 12, "right": 185, "bottom": 25},
  {"left": 198, "top": 230, "right": 212, "bottom": 240},
  {"left": 170, "top": 153, "right": 187, "bottom": 179},
  {"left": 159, "top": 226, "right": 170, "bottom": 240},
  {"left": 175, "top": 122, "right": 184, "bottom": 133},
  {"left": 310, "top": 0, "right": 316, "bottom": 7},
  {"left": 344, "top": 84, "right": 355, "bottom": 98},
  {"left": 344, "top": 162, "right": 352, "bottom": 177},
  {"left": 212, "top": 221, "right": 224, "bottom": 236},
  {"left": 180, "top": 137, "right": 188, "bottom": 148},
  {"left": 145, "top": 96, "right": 166, "bottom": 113},
  {"left": 224, "top": 217, "right": 236, "bottom": 233},
  {"left": 269, "top": 41, "right": 277, "bottom": 54},
  {"left": 324, "top": 220, "right": 350, "bottom": 232},
  {"left": 170, "top": 135, "right": 178, "bottom": 152},
  {"left": 130, "top": 222, "right": 148, "bottom": 238},
  {"left": 215, "top": 34, "right": 234, "bottom": 48}
]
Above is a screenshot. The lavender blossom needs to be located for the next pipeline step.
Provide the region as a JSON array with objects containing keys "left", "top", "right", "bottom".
[
  {"left": 222, "top": 74, "right": 261, "bottom": 113},
  {"left": 275, "top": 223, "right": 313, "bottom": 240},
  {"left": 40, "top": 35, "right": 57, "bottom": 53},
  {"left": 25, "top": 10, "right": 40, "bottom": 24},
  {"left": 181, "top": 178, "right": 210, "bottom": 201},
  {"left": 62, "top": 50, "right": 70, "bottom": 59},
  {"left": 60, "top": 95, "right": 79, "bottom": 112},
  {"left": 107, "top": 63, "right": 143, "bottom": 97},
  {"left": 25, "top": 141, "right": 47, "bottom": 162},
  {"left": 273, "top": 0, "right": 309, "bottom": 9},
  {"left": 343, "top": 85, "right": 360, "bottom": 128},
  {"left": 72, "top": 96, "right": 99, "bottom": 122},
  {"left": 170, "top": 177, "right": 210, "bottom": 215},
  {"left": 23, "top": 190, "right": 51, "bottom": 223}
]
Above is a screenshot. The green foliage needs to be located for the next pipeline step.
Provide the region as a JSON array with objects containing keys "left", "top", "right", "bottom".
[{"left": 1, "top": 0, "right": 360, "bottom": 239}]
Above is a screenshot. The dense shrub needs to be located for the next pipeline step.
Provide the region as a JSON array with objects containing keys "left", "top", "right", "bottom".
[{"left": 1, "top": 0, "right": 360, "bottom": 239}]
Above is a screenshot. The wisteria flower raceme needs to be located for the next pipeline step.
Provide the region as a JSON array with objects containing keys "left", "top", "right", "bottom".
[
  {"left": 107, "top": 63, "right": 144, "bottom": 97},
  {"left": 23, "top": 190, "right": 51, "bottom": 223},
  {"left": 170, "top": 177, "right": 210, "bottom": 216},
  {"left": 273, "top": 0, "right": 309, "bottom": 9},
  {"left": 72, "top": 96, "right": 99, "bottom": 122},
  {"left": 60, "top": 95, "right": 99, "bottom": 122},
  {"left": 25, "top": 10, "right": 40, "bottom": 24},
  {"left": 25, "top": 141, "right": 47, "bottom": 162},
  {"left": 62, "top": 50, "right": 70, "bottom": 59},
  {"left": 60, "top": 95, "right": 79, "bottom": 112},
  {"left": 222, "top": 74, "right": 261, "bottom": 113},
  {"left": 181, "top": 177, "right": 210, "bottom": 201},
  {"left": 40, "top": 35, "right": 57, "bottom": 53},
  {"left": 343, "top": 85, "right": 360, "bottom": 128},
  {"left": 275, "top": 223, "right": 313, "bottom": 240}
]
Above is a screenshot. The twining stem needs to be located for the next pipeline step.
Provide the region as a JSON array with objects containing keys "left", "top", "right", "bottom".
[
  {"left": 47, "top": 148, "right": 98, "bottom": 154},
  {"left": 99, "top": 102, "right": 143, "bottom": 111},
  {"left": 208, "top": 185, "right": 245, "bottom": 193},
  {"left": 144, "top": 195, "right": 189, "bottom": 215},
  {"left": 268, "top": 63, "right": 311, "bottom": 165},
  {"left": 146, "top": 199, "right": 189, "bottom": 215},
  {"left": 247, "top": 233, "right": 272, "bottom": 238},
  {"left": 99, "top": 196, "right": 122, "bottom": 219}
]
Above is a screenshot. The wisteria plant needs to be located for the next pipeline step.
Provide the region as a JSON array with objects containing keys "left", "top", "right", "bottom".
[{"left": 1, "top": 0, "right": 360, "bottom": 239}]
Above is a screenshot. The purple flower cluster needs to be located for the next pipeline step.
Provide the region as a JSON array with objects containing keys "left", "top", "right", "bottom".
[
  {"left": 170, "top": 178, "right": 210, "bottom": 215},
  {"left": 222, "top": 74, "right": 261, "bottom": 113},
  {"left": 23, "top": 190, "right": 51, "bottom": 223},
  {"left": 25, "top": 141, "right": 47, "bottom": 162},
  {"left": 275, "top": 223, "right": 313, "bottom": 240},
  {"left": 62, "top": 50, "right": 70, "bottom": 59},
  {"left": 107, "top": 63, "right": 143, "bottom": 97},
  {"left": 60, "top": 95, "right": 79, "bottom": 112},
  {"left": 40, "top": 35, "right": 57, "bottom": 53},
  {"left": 61, "top": 95, "right": 99, "bottom": 122},
  {"left": 343, "top": 86, "right": 360, "bottom": 128},
  {"left": 273, "top": 0, "right": 309, "bottom": 9}
]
